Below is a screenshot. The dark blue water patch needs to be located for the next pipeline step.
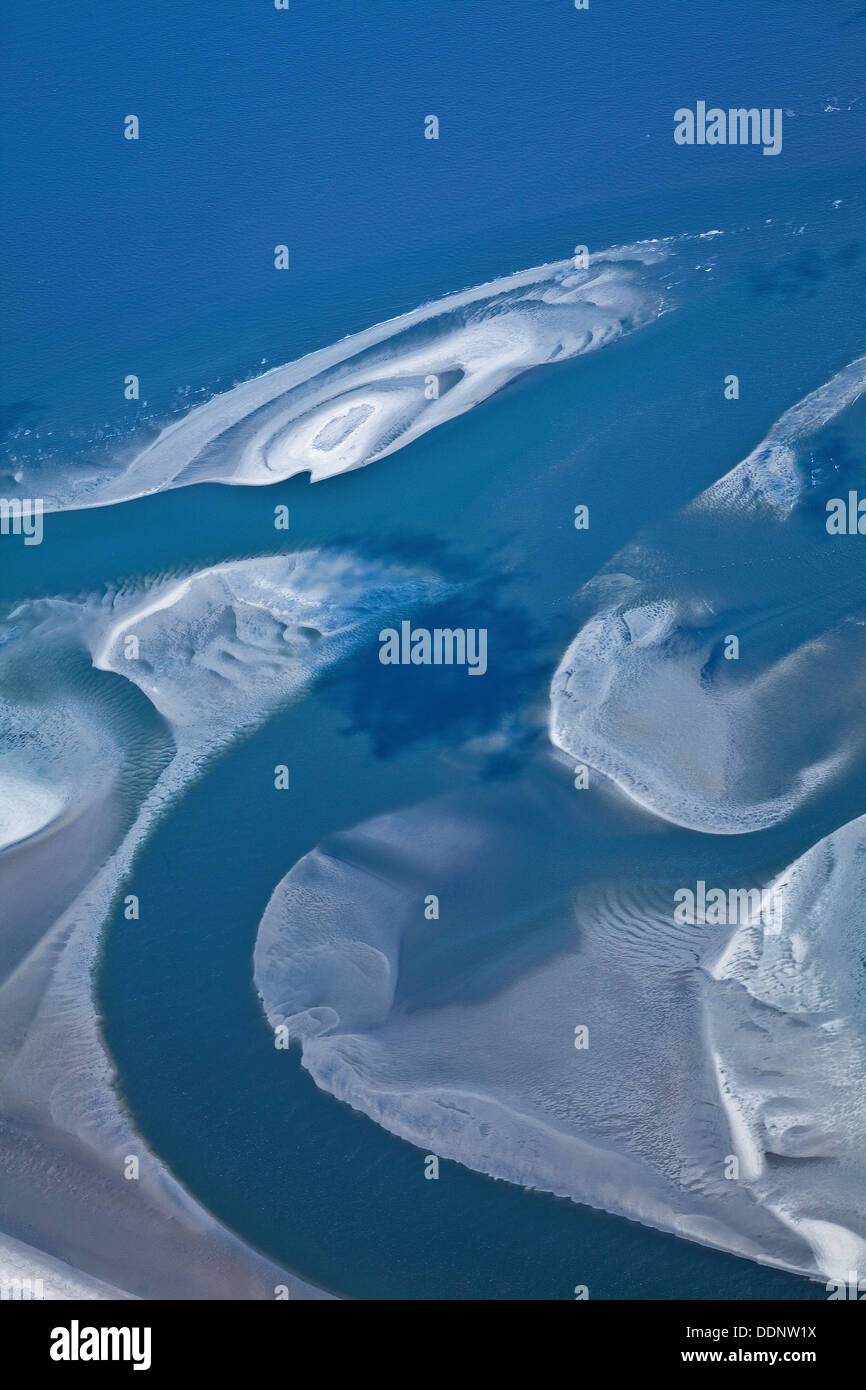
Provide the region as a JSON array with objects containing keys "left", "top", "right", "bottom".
[
  {"left": 743, "top": 237, "right": 865, "bottom": 297},
  {"left": 325, "top": 585, "right": 544, "bottom": 758}
]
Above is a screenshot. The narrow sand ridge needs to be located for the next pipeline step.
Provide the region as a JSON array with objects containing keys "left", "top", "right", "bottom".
[
  {"left": 0, "top": 550, "right": 441, "bottom": 1297},
  {"left": 702, "top": 354, "right": 866, "bottom": 516},
  {"left": 34, "top": 244, "right": 670, "bottom": 510},
  {"left": 550, "top": 359, "right": 866, "bottom": 833},
  {"left": 254, "top": 760, "right": 854, "bottom": 1281}
]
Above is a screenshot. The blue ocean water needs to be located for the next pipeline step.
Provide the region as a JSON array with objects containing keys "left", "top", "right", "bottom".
[
  {"left": 3, "top": 1, "right": 866, "bottom": 1299},
  {"left": 4, "top": 0, "right": 864, "bottom": 454}
]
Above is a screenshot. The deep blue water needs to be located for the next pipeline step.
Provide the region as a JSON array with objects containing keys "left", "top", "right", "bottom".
[
  {"left": 4, "top": 0, "right": 865, "bottom": 448},
  {"left": 3, "top": 1, "right": 865, "bottom": 1299}
]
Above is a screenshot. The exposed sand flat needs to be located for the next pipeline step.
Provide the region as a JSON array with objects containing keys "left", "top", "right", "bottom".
[
  {"left": 0, "top": 1230, "right": 133, "bottom": 1301},
  {"left": 0, "top": 1113, "right": 330, "bottom": 1300},
  {"left": 26, "top": 243, "right": 671, "bottom": 512},
  {"left": 0, "top": 785, "right": 125, "bottom": 987},
  {"left": 0, "top": 548, "right": 446, "bottom": 1300},
  {"left": 0, "top": 804, "right": 333, "bottom": 1300},
  {"left": 254, "top": 758, "right": 838, "bottom": 1283},
  {"left": 705, "top": 812, "right": 866, "bottom": 1284},
  {"left": 0, "top": 774, "right": 64, "bottom": 851},
  {"left": 550, "top": 358, "right": 866, "bottom": 833},
  {"left": 698, "top": 354, "right": 866, "bottom": 516}
]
